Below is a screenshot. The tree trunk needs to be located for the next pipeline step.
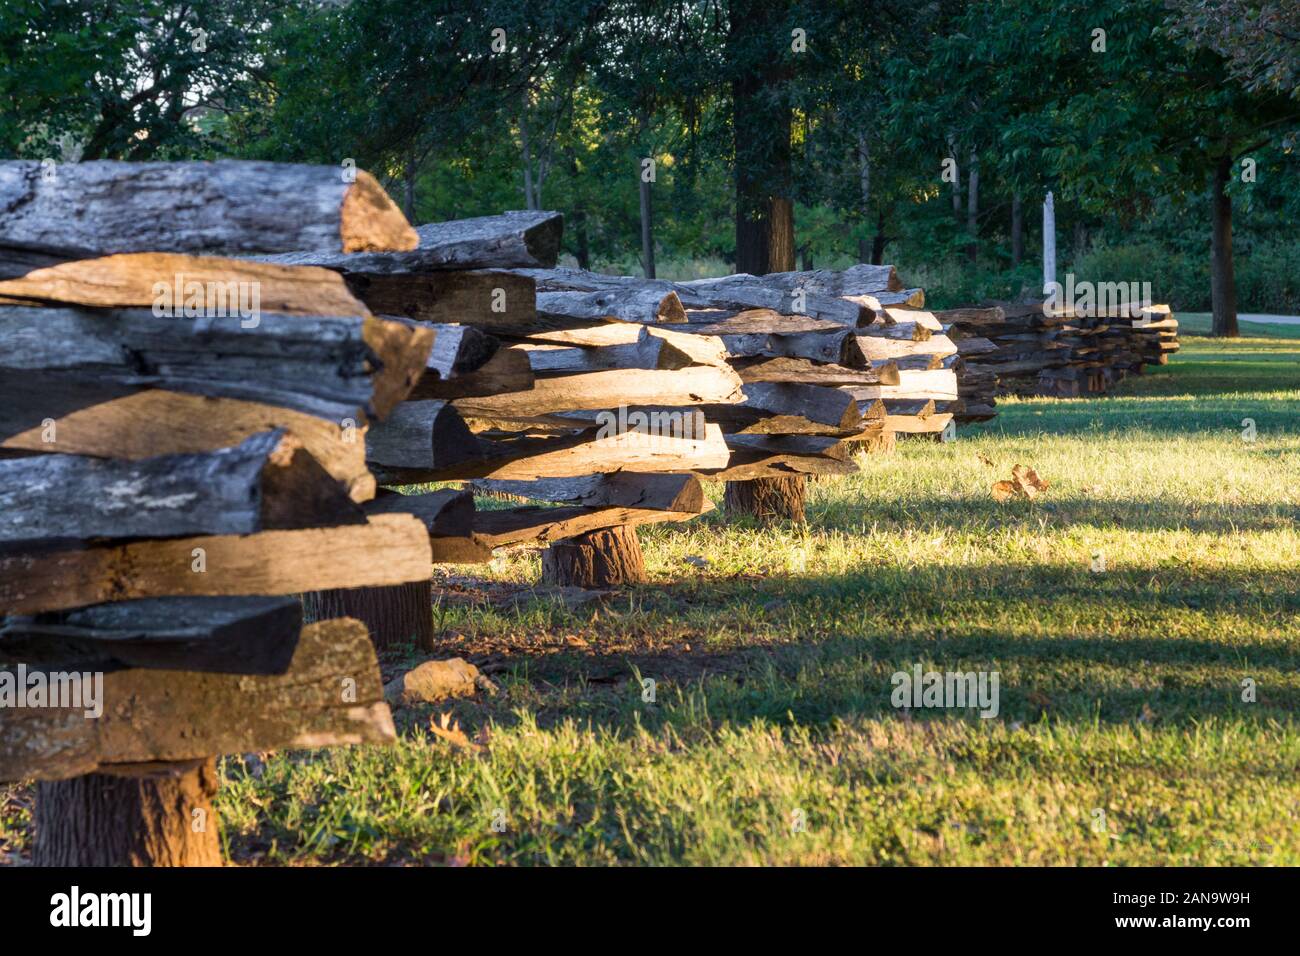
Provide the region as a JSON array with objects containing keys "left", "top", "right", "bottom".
[
  {"left": 640, "top": 172, "right": 655, "bottom": 279},
  {"left": 35, "top": 759, "right": 222, "bottom": 867},
  {"left": 1011, "top": 192, "right": 1023, "bottom": 267},
  {"left": 404, "top": 150, "right": 417, "bottom": 222},
  {"left": 301, "top": 580, "right": 434, "bottom": 653},
  {"left": 723, "top": 475, "right": 807, "bottom": 524},
  {"left": 1211, "top": 156, "right": 1239, "bottom": 338},
  {"left": 966, "top": 151, "right": 979, "bottom": 263},
  {"left": 731, "top": 0, "right": 794, "bottom": 277},
  {"left": 871, "top": 209, "right": 888, "bottom": 265},
  {"left": 541, "top": 525, "right": 646, "bottom": 587}
]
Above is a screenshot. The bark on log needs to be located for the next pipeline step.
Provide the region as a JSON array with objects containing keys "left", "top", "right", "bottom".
[
  {"left": 0, "top": 429, "right": 362, "bottom": 552},
  {"left": 364, "top": 400, "right": 482, "bottom": 472},
  {"left": 0, "top": 389, "right": 376, "bottom": 503},
  {"left": 540, "top": 525, "right": 647, "bottom": 587},
  {"left": 0, "top": 618, "right": 395, "bottom": 782},
  {"left": 723, "top": 476, "right": 807, "bottom": 524},
  {"left": 406, "top": 347, "right": 534, "bottom": 401},
  {"left": 34, "top": 759, "right": 222, "bottom": 867},
  {"left": 536, "top": 287, "right": 687, "bottom": 325},
  {"left": 0, "top": 595, "right": 302, "bottom": 674},
  {"left": 350, "top": 270, "right": 537, "bottom": 333},
  {"left": 473, "top": 472, "right": 706, "bottom": 512},
  {"left": 258, "top": 211, "right": 563, "bottom": 273},
  {"left": 452, "top": 365, "right": 743, "bottom": 417},
  {"left": 0, "top": 305, "right": 433, "bottom": 423},
  {"left": 0, "top": 161, "right": 416, "bottom": 278},
  {"left": 301, "top": 581, "right": 433, "bottom": 653},
  {"left": 473, "top": 503, "right": 709, "bottom": 548}
]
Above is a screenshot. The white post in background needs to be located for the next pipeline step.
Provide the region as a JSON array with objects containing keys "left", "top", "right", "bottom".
[{"left": 1042, "top": 190, "right": 1057, "bottom": 299}]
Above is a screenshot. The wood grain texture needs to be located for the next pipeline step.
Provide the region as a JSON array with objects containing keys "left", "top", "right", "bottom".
[
  {"left": 0, "top": 389, "right": 376, "bottom": 502},
  {"left": 0, "top": 513, "right": 433, "bottom": 614},
  {"left": 0, "top": 161, "right": 415, "bottom": 278},
  {"left": 0, "top": 429, "right": 362, "bottom": 551},
  {"left": 0, "top": 617, "right": 395, "bottom": 782}
]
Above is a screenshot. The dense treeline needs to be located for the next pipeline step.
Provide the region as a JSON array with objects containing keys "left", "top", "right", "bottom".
[{"left": 2, "top": 0, "right": 1297, "bottom": 330}]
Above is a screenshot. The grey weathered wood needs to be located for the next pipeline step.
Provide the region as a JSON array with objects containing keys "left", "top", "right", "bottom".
[
  {"left": 0, "top": 617, "right": 395, "bottom": 783},
  {"left": 346, "top": 270, "right": 538, "bottom": 333},
  {"left": 473, "top": 502, "right": 709, "bottom": 548},
  {"left": 365, "top": 488, "right": 474, "bottom": 537},
  {"left": 474, "top": 472, "right": 707, "bottom": 513},
  {"left": 0, "top": 305, "right": 433, "bottom": 422},
  {"left": 0, "top": 429, "right": 362, "bottom": 552},
  {"left": 407, "top": 347, "right": 535, "bottom": 400},
  {"left": 703, "top": 382, "right": 863, "bottom": 434},
  {"left": 364, "top": 400, "right": 482, "bottom": 471},
  {"left": 258, "top": 211, "right": 563, "bottom": 273},
  {"left": 518, "top": 333, "right": 695, "bottom": 373},
  {"left": 735, "top": 356, "right": 898, "bottom": 386},
  {"left": 759, "top": 263, "right": 903, "bottom": 297},
  {"left": 0, "top": 160, "right": 416, "bottom": 278},
  {"left": 536, "top": 286, "right": 687, "bottom": 325},
  {"left": 452, "top": 365, "right": 743, "bottom": 417},
  {"left": 0, "top": 596, "right": 302, "bottom": 674},
  {"left": 419, "top": 323, "right": 499, "bottom": 379}
]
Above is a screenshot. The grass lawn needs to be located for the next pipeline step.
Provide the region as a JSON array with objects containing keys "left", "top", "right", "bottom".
[{"left": 4, "top": 334, "right": 1298, "bottom": 866}]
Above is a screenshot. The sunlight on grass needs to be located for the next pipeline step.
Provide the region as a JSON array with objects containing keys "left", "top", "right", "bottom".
[{"left": 200, "top": 333, "right": 1300, "bottom": 866}]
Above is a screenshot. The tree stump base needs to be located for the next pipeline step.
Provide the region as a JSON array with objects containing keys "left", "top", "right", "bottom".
[
  {"left": 35, "top": 758, "right": 222, "bottom": 867},
  {"left": 302, "top": 579, "right": 434, "bottom": 653},
  {"left": 723, "top": 476, "right": 807, "bottom": 524},
  {"left": 541, "top": 524, "right": 646, "bottom": 587}
]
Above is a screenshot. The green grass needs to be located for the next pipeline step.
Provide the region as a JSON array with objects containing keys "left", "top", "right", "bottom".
[{"left": 5, "top": 335, "right": 1298, "bottom": 866}]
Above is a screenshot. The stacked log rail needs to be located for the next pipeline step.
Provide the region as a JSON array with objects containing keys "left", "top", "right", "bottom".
[
  {"left": 939, "top": 302, "right": 1180, "bottom": 414},
  {"left": 509, "top": 262, "right": 960, "bottom": 518},
  {"left": 0, "top": 159, "right": 432, "bottom": 866},
  {"left": 262, "top": 212, "right": 741, "bottom": 587}
]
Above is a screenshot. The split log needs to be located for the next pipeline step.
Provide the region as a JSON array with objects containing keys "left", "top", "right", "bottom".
[
  {"left": 0, "top": 596, "right": 302, "bottom": 674},
  {"left": 0, "top": 430, "right": 362, "bottom": 552},
  {"left": 0, "top": 253, "right": 369, "bottom": 315},
  {"left": 704, "top": 433, "right": 859, "bottom": 482},
  {"left": 536, "top": 286, "right": 687, "bottom": 325},
  {"left": 452, "top": 365, "right": 744, "bottom": 417},
  {"left": 759, "top": 263, "right": 904, "bottom": 296},
  {"left": 370, "top": 422, "right": 730, "bottom": 484},
  {"left": 364, "top": 489, "right": 492, "bottom": 563},
  {"left": 0, "top": 305, "right": 433, "bottom": 422},
  {"left": 847, "top": 368, "right": 960, "bottom": 402},
  {"left": 473, "top": 502, "right": 710, "bottom": 549},
  {"left": 34, "top": 759, "right": 222, "bottom": 867},
  {"left": 0, "top": 617, "right": 395, "bottom": 782},
  {"left": 0, "top": 160, "right": 416, "bottom": 278},
  {"left": 364, "top": 400, "right": 482, "bottom": 472},
  {"left": 694, "top": 382, "right": 863, "bottom": 435},
  {"left": 473, "top": 473, "right": 707, "bottom": 513},
  {"left": 0, "top": 388, "right": 375, "bottom": 503},
  {"left": 406, "top": 346, "right": 534, "bottom": 400},
  {"left": 676, "top": 277, "right": 868, "bottom": 328},
  {"left": 420, "top": 322, "right": 500, "bottom": 379},
  {"left": 0, "top": 513, "right": 434, "bottom": 614},
  {"left": 540, "top": 525, "right": 647, "bottom": 587},
  {"left": 518, "top": 335, "right": 696, "bottom": 373},
  {"left": 735, "top": 356, "right": 899, "bottom": 387},
  {"left": 301, "top": 582, "right": 433, "bottom": 653},
  {"left": 723, "top": 476, "right": 807, "bottom": 524},
  {"left": 258, "top": 211, "right": 563, "bottom": 273},
  {"left": 347, "top": 270, "right": 537, "bottom": 333}
]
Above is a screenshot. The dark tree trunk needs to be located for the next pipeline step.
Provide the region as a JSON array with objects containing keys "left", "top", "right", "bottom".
[
  {"left": 35, "top": 759, "right": 222, "bottom": 867},
  {"left": 302, "top": 580, "right": 434, "bottom": 652},
  {"left": 871, "top": 210, "right": 889, "bottom": 265},
  {"left": 724, "top": 475, "right": 807, "bottom": 524},
  {"left": 541, "top": 525, "right": 646, "bottom": 587},
  {"left": 1011, "top": 193, "right": 1023, "bottom": 267},
  {"left": 404, "top": 150, "right": 417, "bottom": 222},
  {"left": 567, "top": 150, "right": 591, "bottom": 271},
  {"left": 800, "top": 244, "right": 813, "bottom": 270},
  {"left": 858, "top": 236, "right": 870, "bottom": 264},
  {"left": 966, "top": 152, "right": 979, "bottom": 263},
  {"left": 731, "top": 0, "right": 794, "bottom": 277},
  {"left": 1211, "top": 156, "right": 1239, "bottom": 338}
]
